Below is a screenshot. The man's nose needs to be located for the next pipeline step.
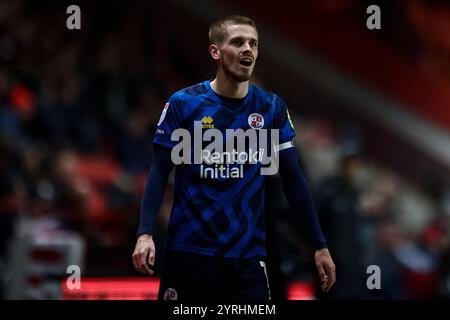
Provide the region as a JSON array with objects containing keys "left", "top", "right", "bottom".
[
  {"left": 242, "top": 42, "right": 253, "bottom": 54},
  {"left": 242, "top": 41, "right": 253, "bottom": 53}
]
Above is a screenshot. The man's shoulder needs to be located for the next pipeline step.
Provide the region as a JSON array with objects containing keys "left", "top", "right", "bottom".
[
  {"left": 251, "top": 83, "right": 285, "bottom": 105},
  {"left": 169, "top": 81, "right": 209, "bottom": 103}
]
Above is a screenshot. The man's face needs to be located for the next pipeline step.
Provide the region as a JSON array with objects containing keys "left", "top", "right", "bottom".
[{"left": 215, "top": 24, "right": 258, "bottom": 82}]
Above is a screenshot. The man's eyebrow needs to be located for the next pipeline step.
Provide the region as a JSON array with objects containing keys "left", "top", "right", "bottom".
[{"left": 229, "top": 36, "right": 258, "bottom": 42}]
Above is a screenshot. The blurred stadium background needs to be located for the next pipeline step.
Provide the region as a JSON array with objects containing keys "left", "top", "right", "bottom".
[{"left": 1, "top": 0, "right": 449, "bottom": 300}]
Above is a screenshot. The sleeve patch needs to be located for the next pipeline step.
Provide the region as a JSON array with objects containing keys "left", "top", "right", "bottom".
[{"left": 157, "top": 102, "right": 170, "bottom": 126}]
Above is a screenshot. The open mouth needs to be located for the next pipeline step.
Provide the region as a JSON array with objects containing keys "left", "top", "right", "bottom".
[{"left": 239, "top": 57, "right": 253, "bottom": 67}]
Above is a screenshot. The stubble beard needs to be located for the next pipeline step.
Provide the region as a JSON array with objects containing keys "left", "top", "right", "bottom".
[{"left": 223, "top": 61, "right": 253, "bottom": 82}]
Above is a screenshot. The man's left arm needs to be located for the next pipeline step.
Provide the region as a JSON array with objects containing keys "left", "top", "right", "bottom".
[{"left": 278, "top": 146, "right": 336, "bottom": 292}]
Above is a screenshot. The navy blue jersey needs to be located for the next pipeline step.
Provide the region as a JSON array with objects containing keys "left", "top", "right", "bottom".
[{"left": 153, "top": 80, "right": 296, "bottom": 258}]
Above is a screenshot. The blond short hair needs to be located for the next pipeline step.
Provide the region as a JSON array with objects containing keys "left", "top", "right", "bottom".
[{"left": 208, "top": 15, "right": 257, "bottom": 45}]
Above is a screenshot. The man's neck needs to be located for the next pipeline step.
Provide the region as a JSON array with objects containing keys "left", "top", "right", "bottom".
[{"left": 210, "top": 72, "right": 249, "bottom": 99}]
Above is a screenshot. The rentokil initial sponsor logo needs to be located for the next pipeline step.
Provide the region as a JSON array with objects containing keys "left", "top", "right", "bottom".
[{"left": 171, "top": 120, "right": 280, "bottom": 178}]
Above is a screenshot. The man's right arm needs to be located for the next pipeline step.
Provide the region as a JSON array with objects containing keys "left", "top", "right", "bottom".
[{"left": 132, "top": 144, "right": 174, "bottom": 275}]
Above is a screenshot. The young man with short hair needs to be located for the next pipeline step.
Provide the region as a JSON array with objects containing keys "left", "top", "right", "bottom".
[{"left": 132, "top": 15, "right": 335, "bottom": 301}]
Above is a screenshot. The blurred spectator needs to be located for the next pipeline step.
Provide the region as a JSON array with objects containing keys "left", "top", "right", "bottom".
[{"left": 315, "top": 141, "right": 368, "bottom": 299}]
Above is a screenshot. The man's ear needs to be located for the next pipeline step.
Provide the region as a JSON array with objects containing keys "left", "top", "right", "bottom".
[{"left": 209, "top": 44, "right": 220, "bottom": 61}]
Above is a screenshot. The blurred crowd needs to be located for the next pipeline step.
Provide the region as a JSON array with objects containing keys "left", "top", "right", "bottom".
[
  {"left": 312, "top": 0, "right": 450, "bottom": 84},
  {"left": 0, "top": 0, "right": 209, "bottom": 297},
  {"left": 288, "top": 119, "right": 450, "bottom": 299},
  {"left": 384, "top": 0, "right": 450, "bottom": 84},
  {"left": 0, "top": 0, "right": 449, "bottom": 299}
]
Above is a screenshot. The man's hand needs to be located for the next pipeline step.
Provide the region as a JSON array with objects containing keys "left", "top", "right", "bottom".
[
  {"left": 132, "top": 234, "right": 156, "bottom": 275},
  {"left": 314, "top": 248, "right": 336, "bottom": 292}
]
